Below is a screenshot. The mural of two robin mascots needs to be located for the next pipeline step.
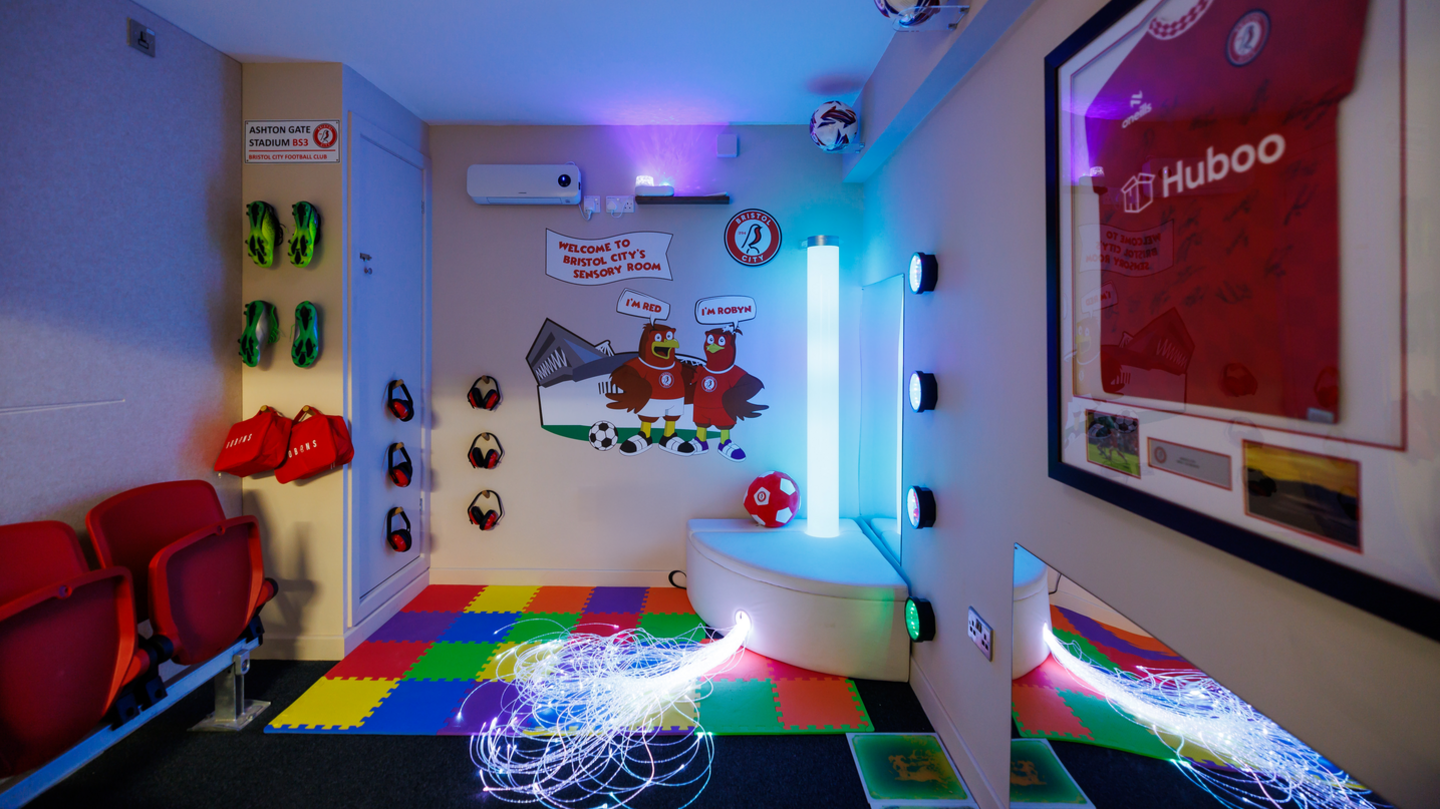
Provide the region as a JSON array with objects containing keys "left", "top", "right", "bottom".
[{"left": 605, "top": 323, "right": 766, "bottom": 460}]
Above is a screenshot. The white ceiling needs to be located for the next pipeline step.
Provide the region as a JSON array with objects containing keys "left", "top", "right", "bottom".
[{"left": 136, "top": 1, "right": 895, "bottom": 125}]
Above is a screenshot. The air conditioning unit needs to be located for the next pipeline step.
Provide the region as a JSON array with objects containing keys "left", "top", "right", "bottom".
[{"left": 467, "top": 163, "right": 582, "bottom": 205}]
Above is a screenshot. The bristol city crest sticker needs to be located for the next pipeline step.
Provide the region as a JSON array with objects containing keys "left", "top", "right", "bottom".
[
  {"left": 724, "top": 209, "right": 782, "bottom": 266},
  {"left": 1226, "top": 10, "right": 1270, "bottom": 66}
]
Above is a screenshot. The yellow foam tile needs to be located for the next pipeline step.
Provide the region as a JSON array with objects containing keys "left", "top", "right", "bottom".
[
  {"left": 466, "top": 585, "right": 540, "bottom": 614},
  {"left": 268, "top": 677, "right": 397, "bottom": 729}
]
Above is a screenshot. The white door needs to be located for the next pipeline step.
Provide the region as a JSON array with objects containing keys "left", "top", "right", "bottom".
[{"left": 348, "top": 113, "right": 428, "bottom": 625}]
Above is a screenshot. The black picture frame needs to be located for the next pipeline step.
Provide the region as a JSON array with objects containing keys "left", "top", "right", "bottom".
[{"left": 1043, "top": 0, "right": 1440, "bottom": 643}]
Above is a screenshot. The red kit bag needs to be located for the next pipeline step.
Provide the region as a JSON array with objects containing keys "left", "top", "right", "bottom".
[
  {"left": 214, "top": 406, "right": 291, "bottom": 477},
  {"left": 275, "top": 406, "right": 354, "bottom": 484}
]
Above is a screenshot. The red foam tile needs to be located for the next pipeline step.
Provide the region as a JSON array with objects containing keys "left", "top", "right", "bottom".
[
  {"left": 325, "top": 640, "right": 431, "bottom": 680},
  {"left": 705, "top": 648, "right": 773, "bottom": 681},
  {"left": 765, "top": 656, "right": 844, "bottom": 681},
  {"left": 402, "top": 585, "right": 485, "bottom": 613},
  {"left": 577, "top": 612, "right": 640, "bottom": 637},
  {"left": 1013, "top": 682, "right": 1091, "bottom": 740},
  {"left": 773, "top": 679, "right": 868, "bottom": 730},
  {"left": 641, "top": 587, "right": 695, "bottom": 614},
  {"left": 526, "top": 586, "right": 594, "bottom": 614}
]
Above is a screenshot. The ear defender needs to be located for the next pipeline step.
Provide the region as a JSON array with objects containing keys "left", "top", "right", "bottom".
[
  {"left": 467, "top": 376, "right": 501, "bottom": 411},
  {"left": 468, "top": 490, "right": 503, "bottom": 531},
  {"left": 468, "top": 432, "right": 504, "bottom": 469},
  {"left": 387, "top": 379, "right": 415, "bottom": 422},
  {"left": 386, "top": 507, "right": 413, "bottom": 552},
  {"left": 387, "top": 442, "right": 413, "bottom": 487}
]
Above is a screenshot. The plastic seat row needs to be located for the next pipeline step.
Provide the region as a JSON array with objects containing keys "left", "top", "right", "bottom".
[{"left": 0, "top": 480, "right": 277, "bottom": 778}]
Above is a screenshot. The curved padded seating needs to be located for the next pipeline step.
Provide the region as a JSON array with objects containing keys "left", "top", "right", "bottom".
[
  {"left": 0, "top": 522, "right": 152, "bottom": 777},
  {"left": 686, "top": 519, "right": 910, "bottom": 681},
  {"left": 85, "top": 481, "right": 277, "bottom": 665},
  {"left": 1012, "top": 545, "right": 1051, "bottom": 680}
]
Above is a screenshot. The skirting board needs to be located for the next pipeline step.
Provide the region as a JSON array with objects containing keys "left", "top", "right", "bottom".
[
  {"left": 911, "top": 655, "right": 1004, "bottom": 809},
  {"left": 344, "top": 569, "right": 430, "bottom": 656},
  {"left": 429, "top": 568, "right": 676, "bottom": 587}
]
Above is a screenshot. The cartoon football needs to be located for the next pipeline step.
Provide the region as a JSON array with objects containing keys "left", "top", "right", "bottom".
[
  {"left": 745, "top": 471, "right": 800, "bottom": 528},
  {"left": 873, "top": 0, "right": 940, "bottom": 27},
  {"left": 809, "top": 100, "right": 859, "bottom": 153},
  {"left": 588, "top": 420, "right": 619, "bottom": 451}
]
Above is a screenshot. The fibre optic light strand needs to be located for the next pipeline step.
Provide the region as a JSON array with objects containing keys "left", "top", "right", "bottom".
[
  {"left": 1043, "top": 626, "right": 1384, "bottom": 809},
  {"left": 467, "top": 612, "right": 751, "bottom": 808}
]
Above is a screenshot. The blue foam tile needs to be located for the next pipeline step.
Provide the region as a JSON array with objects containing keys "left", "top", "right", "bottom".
[
  {"left": 358, "top": 680, "right": 477, "bottom": 735},
  {"left": 437, "top": 611, "right": 521, "bottom": 643},
  {"left": 368, "top": 611, "right": 458, "bottom": 643}
]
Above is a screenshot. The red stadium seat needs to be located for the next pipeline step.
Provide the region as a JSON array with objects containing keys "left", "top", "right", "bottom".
[
  {"left": 0, "top": 521, "right": 90, "bottom": 604},
  {"left": 85, "top": 481, "right": 276, "bottom": 665},
  {"left": 84, "top": 480, "right": 225, "bottom": 624},
  {"left": 0, "top": 524, "right": 153, "bottom": 777}
]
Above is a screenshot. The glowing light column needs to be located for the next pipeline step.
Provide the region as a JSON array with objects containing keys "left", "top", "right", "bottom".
[{"left": 805, "top": 236, "right": 840, "bottom": 537}]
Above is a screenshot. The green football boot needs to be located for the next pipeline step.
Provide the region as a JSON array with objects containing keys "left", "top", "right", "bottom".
[
  {"left": 238, "top": 300, "right": 279, "bottom": 368},
  {"left": 292, "top": 301, "right": 321, "bottom": 368},
  {"left": 246, "top": 201, "right": 282, "bottom": 267},
  {"left": 288, "top": 201, "right": 321, "bottom": 267}
]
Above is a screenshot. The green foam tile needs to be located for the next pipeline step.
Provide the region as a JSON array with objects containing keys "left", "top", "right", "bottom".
[
  {"left": 638, "top": 612, "right": 708, "bottom": 642},
  {"left": 1057, "top": 689, "right": 1176, "bottom": 760},
  {"left": 694, "top": 678, "right": 784, "bottom": 734},
  {"left": 405, "top": 641, "right": 499, "bottom": 681}
]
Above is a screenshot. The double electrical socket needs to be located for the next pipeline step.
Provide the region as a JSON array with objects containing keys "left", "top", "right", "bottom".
[
  {"left": 605, "top": 195, "right": 635, "bottom": 215},
  {"left": 967, "top": 607, "right": 992, "bottom": 661}
]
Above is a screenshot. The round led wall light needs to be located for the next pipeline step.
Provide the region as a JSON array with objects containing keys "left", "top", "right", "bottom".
[
  {"left": 907, "top": 486, "right": 936, "bottom": 529},
  {"left": 909, "top": 371, "right": 937, "bottom": 412},
  {"left": 905, "top": 597, "right": 936, "bottom": 642},
  {"left": 908, "top": 252, "right": 937, "bottom": 294}
]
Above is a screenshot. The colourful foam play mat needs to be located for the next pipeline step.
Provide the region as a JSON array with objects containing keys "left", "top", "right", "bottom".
[
  {"left": 267, "top": 585, "right": 874, "bottom": 736},
  {"left": 1012, "top": 604, "right": 1234, "bottom": 767}
]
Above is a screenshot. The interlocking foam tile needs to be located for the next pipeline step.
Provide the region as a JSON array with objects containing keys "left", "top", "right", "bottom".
[
  {"left": 694, "top": 679, "right": 783, "bottom": 734},
  {"left": 269, "top": 677, "right": 396, "bottom": 730},
  {"left": 478, "top": 642, "right": 556, "bottom": 680},
  {"left": 584, "top": 586, "right": 648, "bottom": 614},
  {"left": 406, "top": 641, "right": 499, "bottom": 681},
  {"left": 465, "top": 585, "right": 538, "bottom": 613},
  {"left": 773, "top": 678, "right": 871, "bottom": 732},
  {"left": 367, "top": 611, "right": 457, "bottom": 643},
  {"left": 402, "top": 584, "right": 485, "bottom": 613},
  {"left": 502, "top": 612, "right": 579, "bottom": 644},
  {"left": 1012, "top": 682, "right": 1090, "bottom": 740},
  {"left": 359, "top": 679, "right": 476, "bottom": 735},
  {"left": 524, "top": 586, "right": 593, "bottom": 613},
  {"left": 638, "top": 611, "right": 707, "bottom": 641},
  {"left": 766, "top": 656, "right": 845, "bottom": 681},
  {"left": 705, "top": 648, "right": 773, "bottom": 681},
  {"left": 642, "top": 587, "right": 696, "bottom": 614},
  {"left": 577, "top": 612, "right": 640, "bottom": 637},
  {"left": 438, "top": 611, "right": 521, "bottom": 643},
  {"left": 1058, "top": 689, "right": 1175, "bottom": 760},
  {"left": 439, "top": 680, "right": 521, "bottom": 736},
  {"left": 325, "top": 640, "right": 430, "bottom": 681}
]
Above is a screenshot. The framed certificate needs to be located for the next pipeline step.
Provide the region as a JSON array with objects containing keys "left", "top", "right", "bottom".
[{"left": 1045, "top": 0, "right": 1439, "bottom": 639}]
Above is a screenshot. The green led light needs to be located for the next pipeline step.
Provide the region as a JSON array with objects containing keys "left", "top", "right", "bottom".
[
  {"left": 905, "top": 597, "right": 934, "bottom": 642},
  {"left": 905, "top": 599, "right": 921, "bottom": 641}
]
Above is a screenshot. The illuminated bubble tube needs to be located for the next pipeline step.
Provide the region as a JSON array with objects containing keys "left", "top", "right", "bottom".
[
  {"left": 467, "top": 611, "right": 751, "bottom": 808},
  {"left": 1043, "top": 627, "right": 1382, "bottom": 809}
]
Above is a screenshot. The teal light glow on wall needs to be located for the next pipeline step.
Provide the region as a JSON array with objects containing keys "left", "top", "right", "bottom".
[{"left": 805, "top": 236, "right": 840, "bottom": 537}]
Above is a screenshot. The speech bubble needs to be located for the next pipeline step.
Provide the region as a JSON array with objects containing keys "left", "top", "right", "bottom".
[
  {"left": 616, "top": 288, "right": 670, "bottom": 323},
  {"left": 694, "top": 295, "right": 757, "bottom": 327}
]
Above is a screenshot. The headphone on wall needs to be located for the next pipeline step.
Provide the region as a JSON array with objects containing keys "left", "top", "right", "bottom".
[
  {"left": 387, "top": 442, "right": 413, "bottom": 487},
  {"left": 387, "top": 379, "right": 415, "bottom": 422},
  {"left": 386, "top": 507, "right": 413, "bottom": 552},
  {"left": 468, "top": 432, "right": 504, "bottom": 469},
  {"left": 468, "top": 490, "right": 503, "bottom": 531},
  {"left": 467, "top": 376, "right": 501, "bottom": 411}
]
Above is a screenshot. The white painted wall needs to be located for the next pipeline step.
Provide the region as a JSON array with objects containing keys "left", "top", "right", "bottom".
[
  {"left": 0, "top": 0, "right": 241, "bottom": 529},
  {"left": 427, "top": 125, "right": 864, "bottom": 584},
  {"left": 863, "top": 1, "right": 1440, "bottom": 807}
]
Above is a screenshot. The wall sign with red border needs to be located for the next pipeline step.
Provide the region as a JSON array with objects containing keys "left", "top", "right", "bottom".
[
  {"left": 724, "top": 209, "right": 782, "bottom": 266},
  {"left": 244, "top": 119, "right": 340, "bottom": 163}
]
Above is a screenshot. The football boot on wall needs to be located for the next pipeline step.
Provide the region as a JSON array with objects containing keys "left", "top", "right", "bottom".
[
  {"left": 238, "top": 300, "right": 279, "bottom": 367},
  {"left": 245, "top": 201, "right": 282, "bottom": 267},
  {"left": 288, "top": 201, "right": 321, "bottom": 266},
  {"left": 292, "top": 301, "right": 320, "bottom": 368}
]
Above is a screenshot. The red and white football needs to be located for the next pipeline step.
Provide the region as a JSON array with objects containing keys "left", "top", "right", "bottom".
[{"left": 744, "top": 471, "right": 800, "bottom": 528}]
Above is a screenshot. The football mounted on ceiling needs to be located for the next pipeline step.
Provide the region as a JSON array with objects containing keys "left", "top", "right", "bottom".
[
  {"left": 874, "top": 0, "right": 970, "bottom": 32},
  {"left": 809, "top": 100, "right": 860, "bottom": 154}
]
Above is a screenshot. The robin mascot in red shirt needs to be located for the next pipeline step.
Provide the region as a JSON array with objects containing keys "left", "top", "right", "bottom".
[
  {"left": 606, "top": 322, "right": 697, "bottom": 455},
  {"left": 684, "top": 327, "right": 766, "bottom": 461}
]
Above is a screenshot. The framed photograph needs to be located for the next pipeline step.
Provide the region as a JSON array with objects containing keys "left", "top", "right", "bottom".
[{"left": 1045, "top": 0, "right": 1440, "bottom": 640}]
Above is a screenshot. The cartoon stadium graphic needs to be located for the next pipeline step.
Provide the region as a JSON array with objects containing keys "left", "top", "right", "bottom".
[{"left": 526, "top": 291, "right": 766, "bottom": 460}]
